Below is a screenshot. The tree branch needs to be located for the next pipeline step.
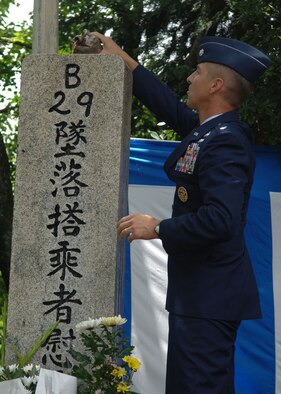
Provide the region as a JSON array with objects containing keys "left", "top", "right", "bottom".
[
  {"left": 0, "top": 104, "right": 11, "bottom": 114},
  {"left": 0, "top": 36, "right": 32, "bottom": 49}
]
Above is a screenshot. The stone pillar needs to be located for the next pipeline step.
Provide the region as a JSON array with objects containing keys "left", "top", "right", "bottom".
[
  {"left": 32, "top": 0, "right": 59, "bottom": 54},
  {"left": 6, "top": 54, "right": 132, "bottom": 371}
]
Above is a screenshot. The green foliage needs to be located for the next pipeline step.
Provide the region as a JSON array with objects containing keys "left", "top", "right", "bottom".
[
  {"left": 0, "top": 1, "right": 32, "bottom": 182},
  {"left": 222, "top": 0, "right": 281, "bottom": 144}
]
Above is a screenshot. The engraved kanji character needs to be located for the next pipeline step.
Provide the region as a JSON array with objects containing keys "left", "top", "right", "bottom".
[
  {"left": 41, "top": 328, "right": 75, "bottom": 369},
  {"left": 61, "top": 202, "right": 86, "bottom": 236},
  {"left": 43, "top": 283, "right": 82, "bottom": 323},
  {"left": 48, "top": 241, "right": 82, "bottom": 280}
]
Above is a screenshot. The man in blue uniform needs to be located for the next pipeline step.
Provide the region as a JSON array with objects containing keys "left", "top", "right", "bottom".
[{"left": 93, "top": 32, "right": 271, "bottom": 393}]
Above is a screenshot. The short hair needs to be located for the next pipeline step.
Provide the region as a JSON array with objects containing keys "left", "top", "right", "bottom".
[{"left": 206, "top": 62, "right": 254, "bottom": 109}]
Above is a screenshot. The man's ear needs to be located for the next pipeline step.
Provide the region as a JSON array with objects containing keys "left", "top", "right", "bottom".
[{"left": 209, "top": 77, "right": 224, "bottom": 94}]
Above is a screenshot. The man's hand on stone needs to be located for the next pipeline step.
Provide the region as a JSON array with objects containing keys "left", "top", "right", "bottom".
[
  {"left": 90, "top": 32, "right": 122, "bottom": 55},
  {"left": 90, "top": 32, "right": 139, "bottom": 71},
  {"left": 117, "top": 214, "right": 160, "bottom": 243}
]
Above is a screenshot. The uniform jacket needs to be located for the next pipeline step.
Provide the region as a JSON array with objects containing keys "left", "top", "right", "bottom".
[{"left": 133, "top": 64, "right": 261, "bottom": 320}]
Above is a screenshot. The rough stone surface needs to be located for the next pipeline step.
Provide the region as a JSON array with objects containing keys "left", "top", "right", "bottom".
[{"left": 6, "top": 54, "right": 132, "bottom": 371}]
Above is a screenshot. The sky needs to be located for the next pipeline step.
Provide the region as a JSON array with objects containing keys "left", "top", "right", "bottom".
[{"left": 7, "top": 0, "right": 34, "bottom": 24}]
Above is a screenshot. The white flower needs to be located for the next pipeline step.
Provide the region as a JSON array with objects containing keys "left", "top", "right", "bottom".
[
  {"left": 35, "top": 365, "right": 41, "bottom": 372},
  {"left": 22, "top": 364, "right": 34, "bottom": 374},
  {"left": 21, "top": 376, "right": 34, "bottom": 387},
  {"left": 76, "top": 317, "right": 103, "bottom": 332},
  {"left": 8, "top": 364, "right": 19, "bottom": 372},
  {"left": 100, "top": 315, "right": 127, "bottom": 327},
  {"left": 33, "top": 375, "right": 39, "bottom": 384},
  {"left": 0, "top": 366, "right": 4, "bottom": 376},
  {"left": 93, "top": 364, "right": 102, "bottom": 370}
]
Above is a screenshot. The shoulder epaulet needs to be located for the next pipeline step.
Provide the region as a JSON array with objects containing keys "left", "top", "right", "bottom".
[
  {"left": 214, "top": 123, "right": 232, "bottom": 134},
  {"left": 197, "top": 130, "right": 213, "bottom": 143}
]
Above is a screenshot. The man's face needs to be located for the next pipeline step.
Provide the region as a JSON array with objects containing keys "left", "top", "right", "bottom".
[{"left": 186, "top": 63, "right": 213, "bottom": 110}]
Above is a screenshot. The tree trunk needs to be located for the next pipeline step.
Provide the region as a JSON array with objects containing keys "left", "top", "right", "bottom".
[{"left": 0, "top": 132, "right": 13, "bottom": 291}]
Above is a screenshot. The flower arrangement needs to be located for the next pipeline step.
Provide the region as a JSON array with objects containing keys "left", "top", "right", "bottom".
[
  {"left": 0, "top": 316, "right": 140, "bottom": 394},
  {"left": 69, "top": 315, "right": 141, "bottom": 394},
  {"left": 0, "top": 363, "right": 40, "bottom": 393},
  {"left": 0, "top": 321, "right": 59, "bottom": 393}
]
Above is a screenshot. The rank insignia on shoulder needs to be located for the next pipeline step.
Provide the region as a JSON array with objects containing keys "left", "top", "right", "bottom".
[
  {"left": 217, "top": 124, "right": 230, "bottom": 134},
  {"left": 178, "top": 186, "right": 189, "bottom": 202},
  {"left": 175, "top": 143, "right": 200, "bottom": 174}
]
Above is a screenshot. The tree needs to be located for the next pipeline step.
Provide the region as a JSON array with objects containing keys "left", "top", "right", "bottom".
[{"left": 0, "top": 0, "right": 32, "bottom": 289}]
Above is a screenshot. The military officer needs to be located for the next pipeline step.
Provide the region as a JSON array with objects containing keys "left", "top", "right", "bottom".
[{"left": 92, "top": 32, "right": 271, "bottom": 393}]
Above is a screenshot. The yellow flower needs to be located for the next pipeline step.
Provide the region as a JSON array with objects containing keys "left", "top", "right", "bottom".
[
  {"left": 122, "top": 356, "right": 141, "bottom": 372},
  {"left": 111, "top": 366, "right": 126, "bottom": 378},
  {"left": 117, "top": 382, "right": 130, "bottom": 393}
]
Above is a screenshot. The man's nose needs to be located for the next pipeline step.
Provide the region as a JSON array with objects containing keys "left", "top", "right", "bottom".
[{"left": 186, "top": 72, "right": 194, "bottom": 84}]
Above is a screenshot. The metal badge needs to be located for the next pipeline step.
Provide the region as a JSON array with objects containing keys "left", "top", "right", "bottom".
[
  {"left": 199, "top": 48, "right": 205, "bottom": 56},
  {"left": 178, "top": 186, "right": 188, "bottom": 203}
]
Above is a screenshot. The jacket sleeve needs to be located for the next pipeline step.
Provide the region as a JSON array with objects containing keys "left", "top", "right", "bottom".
[
  {"left": 159, "top": 131, "right": 253, "bottom": 255},
  {"left": 133, "top": 65, "right": 198, "bottom": 137}
]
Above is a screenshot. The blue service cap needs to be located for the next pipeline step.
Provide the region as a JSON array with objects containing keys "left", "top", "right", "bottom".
[{"left": 197, "top": 36, "right": 271, "bottom": 83}]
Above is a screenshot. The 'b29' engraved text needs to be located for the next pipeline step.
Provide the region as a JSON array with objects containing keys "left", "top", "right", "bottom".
[{"left": 48, "top": 64, "right": 93, "bottom": 117}]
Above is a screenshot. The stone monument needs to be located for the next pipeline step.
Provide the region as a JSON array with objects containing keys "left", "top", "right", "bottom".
[{"left": 6, "top": 54, "right": 132, "bottom": 371}]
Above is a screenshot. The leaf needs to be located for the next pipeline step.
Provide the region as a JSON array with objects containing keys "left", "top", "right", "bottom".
[
  {"left": 68, "top": 347, "right": 91, "bottom": 364},
  {"left": 71, "top": 364, "right": 92, "bottom": 382},
  {"left": 14, "top": 320, "right": 60, "bottom": 367},
  {"left": 149, "top": 131, "right": 162, "bottom": 140},
  {"left": 118, "top": 345, "right": 135, "bottom": 356}
]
